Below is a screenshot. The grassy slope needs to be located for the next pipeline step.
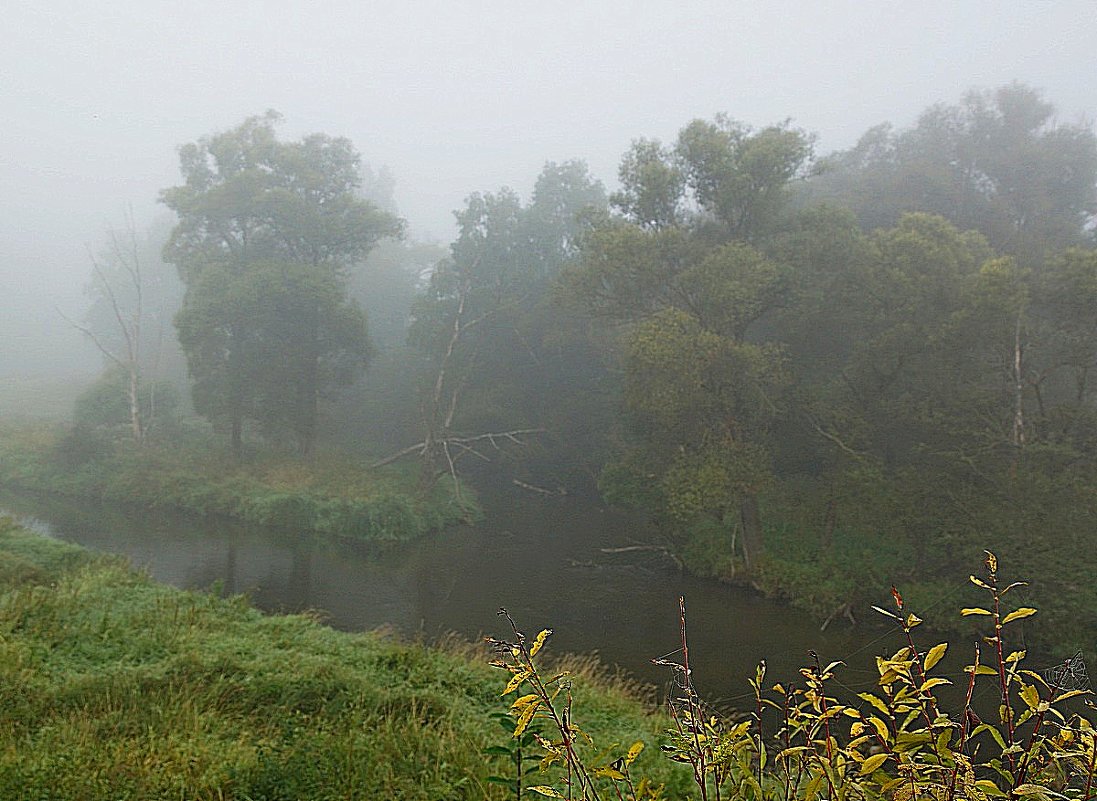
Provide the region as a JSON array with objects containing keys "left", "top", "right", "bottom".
[
  {"left": 0, "top": 519, "right": 688, "bottom": 800},
  {"left": 0, "top": 423, "right": 476, "bottom": 542}
]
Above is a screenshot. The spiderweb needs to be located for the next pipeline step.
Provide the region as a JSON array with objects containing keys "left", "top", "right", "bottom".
[{"left": 1040, "top": 651, "right": 1089, "bottom": 691}]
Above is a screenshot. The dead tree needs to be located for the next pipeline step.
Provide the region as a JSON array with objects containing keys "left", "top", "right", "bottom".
[
  {"left": 371, "top": 262, "right": 542, "bottom": 499},
  {"left": 61, "top": 216, "right": 147, "bottom": 443}
]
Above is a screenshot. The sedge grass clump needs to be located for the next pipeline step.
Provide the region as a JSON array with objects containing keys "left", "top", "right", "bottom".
[{"left": 492, "top": 551, "right": 1097, "bottom": 801}]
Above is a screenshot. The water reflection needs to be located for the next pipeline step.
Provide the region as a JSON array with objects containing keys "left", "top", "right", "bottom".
[{"left": 1, "top": 486, "right": 878, "bottom": 704}]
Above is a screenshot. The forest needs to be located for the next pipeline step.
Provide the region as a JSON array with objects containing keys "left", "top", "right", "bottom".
[
  {"left": 6, "top": 64, "right": 1097, "bottom": 797},
  {"left": 3, "top": 82, "right": 1090, "bottom": 650}
]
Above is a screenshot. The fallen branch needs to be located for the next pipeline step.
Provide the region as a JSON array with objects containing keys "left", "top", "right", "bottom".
[
  {"left": 599, "top": 544, "right": 684, "bottom": 571},
  {"left": 370, "top": 428, "right": 545, "bottom": 469},
  {"left": 512, "top": 479, "right": 566, "bottom": 496}
]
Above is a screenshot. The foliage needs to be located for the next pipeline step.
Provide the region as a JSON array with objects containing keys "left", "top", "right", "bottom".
[
  {"left": 398, "top": 160, "right": 611, "bottom": 489},
  {"left": 73, "top": 365, "right": 180, "bottom": 434},
  {"left": 161, "top": 111, "right": 403, "bottom": 458},
  {"left": 802, "top": 83, "right": 1097, "bottom": 262},
  {"left": 0, "top": 520, "right": 678, "bottom": 800},
  {"left": 492, "top": 555, "right": 1097, "bottom": 801},
  {"left": 0, "top": 424, "right": 474, "bottom": 542}
]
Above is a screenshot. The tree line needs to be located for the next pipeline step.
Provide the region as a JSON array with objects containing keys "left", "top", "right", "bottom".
[{"left": 78, "top": 83, "right": 1097, "bottom": 634}]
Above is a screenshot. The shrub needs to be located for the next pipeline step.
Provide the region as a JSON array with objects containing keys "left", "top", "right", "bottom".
[{"left": 491, "top": 551, "right": 1097, "bottom": 801}]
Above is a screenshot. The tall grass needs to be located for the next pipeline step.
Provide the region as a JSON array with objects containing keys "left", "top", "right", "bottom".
[
  {"left": 0, "top": 518, "right": 683, "bottom": 799},
  {"left": 0, "top": 423, "right": 477, "bottom": 541}
]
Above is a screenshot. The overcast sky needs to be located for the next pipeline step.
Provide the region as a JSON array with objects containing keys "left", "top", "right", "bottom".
[{"left": 3, "top": 0, "right": 1097, "bottom": 377}]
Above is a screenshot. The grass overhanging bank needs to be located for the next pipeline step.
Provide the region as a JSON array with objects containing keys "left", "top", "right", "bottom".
[
  {"left": 0, "top": 518, "right": 687, "bottom": 799},
  {"left": 0, "top": 423, "right": 477, "bottom": 542}
]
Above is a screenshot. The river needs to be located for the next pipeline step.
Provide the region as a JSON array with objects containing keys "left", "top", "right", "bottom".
[{"left": 1, "top": 483, "right": 896, "bottom": 707}]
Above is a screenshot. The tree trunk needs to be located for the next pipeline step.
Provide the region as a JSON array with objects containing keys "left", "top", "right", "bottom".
[
  {"left": 297, "top": 305, "right": 320, "bottom": 460},
  {"left": 231, "top": 416, "right": 243, "bottom": 462},
  {"left": 739, "top": 494, "right": 764, "bottom": 572},
  {"left": 127, "top": 365, "right": 143, "bottom": 444}
]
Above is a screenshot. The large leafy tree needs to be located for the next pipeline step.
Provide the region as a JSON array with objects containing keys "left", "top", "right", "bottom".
[
  {"left": 803, "top": 83, "right": 1097, "bottom": 262},
  {"left": 565, "top": 116, "right": 813, "bottom": 569},
  {"left": 161, "top": 112, "right": 402, "bottom": 457}
]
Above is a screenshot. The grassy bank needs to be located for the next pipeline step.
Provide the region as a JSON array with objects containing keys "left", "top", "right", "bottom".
[
  {"left": 675, "top": 472, "right": 1088, "bottom": 656},
  {"left": 0, "top": 518, "right": 688, "bottom": 799},
  {"left": 0, "top": 423, "right": 476, "bottom": 542}
]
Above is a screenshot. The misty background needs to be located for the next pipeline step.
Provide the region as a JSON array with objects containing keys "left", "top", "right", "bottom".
[{"left": 3, "top": 1, "right": 1096, "bottom": 387}]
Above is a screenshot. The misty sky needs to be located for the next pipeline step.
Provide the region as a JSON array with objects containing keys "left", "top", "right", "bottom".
[{"left": 4, "top": 0, "right": 1097, "bottom": 378}]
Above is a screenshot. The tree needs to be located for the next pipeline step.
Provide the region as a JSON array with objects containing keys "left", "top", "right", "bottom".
[
  {"left": 803, "top": 83, "right": 1097, "bottom": 263},
  {"left": 161, "top": 112, "right": 403, "bottom": 458},
  {"left": 379, "top": 161, "right": 610, "bottom": 492},
  {"left": 63, "top": 215, "right": 163, "bottom": 443},
  {"left": 565, "top": 116, "right": 811, "bottom": 569}
]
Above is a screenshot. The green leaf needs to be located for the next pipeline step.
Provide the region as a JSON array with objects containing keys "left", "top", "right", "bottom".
[
  {"left": 1014, "top": 784, "right": 1052, "bottom": 799},
  {"left": 975, "top": 779, "right": 1008, "bottom": 797},
  {"left": 860, "top": 752, "right": 889, "bottom": 774},
  {"left": 920, "top": 677, "right": 952, "bottom": 692},
  {"left": 482, "top": 745, "right": 513, "bottom": 757},
  {"left": 973, "top": 723, "right": 1007, "bottom": 750}
]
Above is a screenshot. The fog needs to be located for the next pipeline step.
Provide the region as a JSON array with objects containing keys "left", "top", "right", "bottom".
[{"left": 3, "top": 0, "right": 1096, "bottom": 381}]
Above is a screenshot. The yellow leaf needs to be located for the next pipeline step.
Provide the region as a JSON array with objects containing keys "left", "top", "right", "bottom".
[
  {"left": 1004, "top": 650, "right": 1027, "bottom": 663},
  {"left": 510, "top": 693, "right": 539, "bottom": 710},
  {"left": 858, "top": 692, "right": 890, "bottom": 715},
  {"left": 626, "top": 740, "right": 645, "bottom": 765},
  {"left": 513, "top": 699, "right": 540, "bottom": 737},
  {"left": 961, "top": 607, "right": 993, "bottom": 616},
  {"left": 529, "top": 629, "right": 553, "bottom": 658},
  {"left": 594, "top": 767, "right": 627, "bottom": 781},
  {"left": 502, "top": 670, "right": 530, "bottom": 696},
  {"left": 529, "top": 787, "right": 565, "bottom": 798},
  {"left": 920, "top": 677, "right": 952, "bottom": 692},
  {"left": 984, "top": 550, "right": 998, "bottom": 574},
  {"left": 1020, "top": 684, "right": 1041, "bottom": 710},
  {"left": 860, "top": 752, "right": 889, "bottom": 775},
  {"left": 923, "top": 643, "right": 948, "bottom": 672},
  {"left": 868, "top": 715, "right": 890, "bottom": 742},
  {"left": 1002, "top": 608, "right": 1037, "bottom": 625}
]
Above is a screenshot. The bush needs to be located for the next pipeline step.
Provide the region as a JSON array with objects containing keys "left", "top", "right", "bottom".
[{"left": 491, "top": 552, "right": 1097, "bottom": 801}]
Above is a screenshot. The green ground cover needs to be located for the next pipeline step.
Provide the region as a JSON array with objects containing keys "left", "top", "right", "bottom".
[
  {"left": 0, "top": 518, "right": 687, "bottom": 799},
  {"left": 0, "top": 423, "right": 476, "bottom": 542}
]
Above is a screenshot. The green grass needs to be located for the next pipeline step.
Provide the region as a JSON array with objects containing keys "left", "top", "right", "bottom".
[
  {"left": 0, "top": 423, "right": 477, "bottom": 542},
  {"left": 0, "top": 518, "right": 688, "bottom": 799}
]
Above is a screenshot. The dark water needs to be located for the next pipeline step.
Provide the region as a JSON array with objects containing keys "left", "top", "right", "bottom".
[{"left": 0, "top": 484, "right": 896, "bottom": 706}]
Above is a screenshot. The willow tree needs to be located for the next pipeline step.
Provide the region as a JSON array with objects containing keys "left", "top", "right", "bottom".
[
  {"left": 161, "top": 112, "right": 402, "bottom": 458},
  {"left": 565, "top": 116, "right": 812, "bottom": 570}
]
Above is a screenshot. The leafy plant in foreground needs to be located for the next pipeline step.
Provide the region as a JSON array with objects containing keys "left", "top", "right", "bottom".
[
  {"left": 488, "top": 610, "right": 662, "bottom": 800},
  {"left": 492, "top": 551, "right": 1097, "bottom": 801}
]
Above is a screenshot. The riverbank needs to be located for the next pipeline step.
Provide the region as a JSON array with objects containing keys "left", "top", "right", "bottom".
[
  {"left": 0, "top": 423, "right": 477, "bottom": 542},
  {"left": 0, "top": 518, "right": 688, "bottom": 799}
]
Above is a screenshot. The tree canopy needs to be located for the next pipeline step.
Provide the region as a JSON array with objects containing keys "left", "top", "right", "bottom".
[{"left": 161, "top": 111, "right": 402, "bottom": 457}]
